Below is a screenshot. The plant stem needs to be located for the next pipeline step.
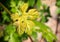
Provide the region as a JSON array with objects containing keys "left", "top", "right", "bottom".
[
  {"left": 0, "top": 2, "right": 11, "bottom": 15},
  {"left": 28, "top": 35, "right": 33, "bottom": 42},
  {"left": 56, "top": 14, "right": 60, "bottom": 34}
]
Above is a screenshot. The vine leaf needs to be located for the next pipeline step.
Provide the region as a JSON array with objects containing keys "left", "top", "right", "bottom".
[{"left": 33, "top": 21, "right": 57, "bottom": 42}]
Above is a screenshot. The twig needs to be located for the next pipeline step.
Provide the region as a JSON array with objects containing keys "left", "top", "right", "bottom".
[
  {"left": 28, "top": 35, "right": 34, "bottom": 42},
  {"left": 56, "top": 14, "right": 60, "bottom": 34},
  {"left": 0, "top": 2, "right": 11, "bottom": 15},
  {"left": 55, "top": 14, "right": 60, "bottom": 34},
  {"left": 56, "top": 18, "right": 58, "bottom": 34}
]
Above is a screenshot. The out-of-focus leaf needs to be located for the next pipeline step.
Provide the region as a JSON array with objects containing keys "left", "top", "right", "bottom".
[
  {"left": 5, "top": 24, "right": 16, "bottom": 35},
  {"left": 0, "top": 6, "right": 3, "bottom": 11},
  {"left": 33, "top": 21, "right": 52, "bottom": 31},
  {"left": 41, "top": 13, "right": 46, "bottom": 23},
  {"left": 43, "top": 33, "right": 53, "bottom": 42},
  {"left": 14, "top": 0, "right": 20, "bottom": 5},
  {"left": 28, "top": 0, "right": 35, "bottom": 7},
  {"left": 40, "top": 7, "right": 50, "bottom": 23},
  {"left": 0, "top": 31, "right": 3, "bottom": 38},
  {"left": 9, "top": 34, "right": 16, "bottom": 42},
  {"left": 56, "top": 1, "right": 60, "bottom": 7},
  {"left": 9, "top": 33, "right": 21, "bottom": 42},
  {"left": 4, "top": 24, "right": 21, "bottom": 42},
  {"left": 33, "top": 21, "right": 57, "bottom": 42},
  {"left": 20, "top": 33, "right": 28, "bottom": 40},
  {"left": 10, "top": 0, "right": 16, "bottom": 7},
  {"left": 43, "top": 32, "right": 57, "bottom": 42},
  {"left": 11, "top": 8, "right": 17, "bottom": 13},
  {"left": 4, "top": 35, "right": 9, "bottom": 41},
  {"left": 56, "top": 8, "right": 60, "bottom": 14},
  {"left": 31, "top": 31, "right": 37, "bottom": 41},
  {"left": 36, "top": 0, "right": 41, "bottom": 9},
  {"left": 2, "top": 11, "right": 11, "bottom": 23}
]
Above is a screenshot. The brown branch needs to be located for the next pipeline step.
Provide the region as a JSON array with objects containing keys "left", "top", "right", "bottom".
[
  {"left": 28, "top": 35, "right": 34, "bottom": 42},
  {"left": 55, "top": 18, "right": 58, "bottom": 34},
  {"left": 0, "top": 2, "right": 11, "bottom": 15},
  {"left": 56, "top": 14, "right": 60, "bottom": 34}
]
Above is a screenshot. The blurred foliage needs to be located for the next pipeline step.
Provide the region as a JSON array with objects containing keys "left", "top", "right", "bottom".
[
  {"left": 56, "top": 0, "right": 60, "bottom": 14},
  {"left": 2, "top": 11, "right": 11, "bottom": 23},
  {"left": 56, "top": 0, "right": 60, "bottom": 7},
  {"left": 56, "top": 8, "right": 60, "bottom": 14},
  {"left": 33, "top": 21, "right": 57, "bottom": 42},
  {"left": 40, "top": 5, "right": 50, "bottom": 23},
  {"left": 0, "top": 30, "right": 3, "bottom": 38},
  {"left": 0, "top": 0, "right": 57, "bottom": 42}
]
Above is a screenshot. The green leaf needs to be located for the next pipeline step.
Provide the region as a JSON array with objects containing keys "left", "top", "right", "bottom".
[
  {"left": 33, "top": 21, "right": 57, "bottom": 42},
  {"left": 31, "top": 32, "right": 37, "bottom": 42},
  {"left": 36, "top": 0, "right": 41, "bottom": 9},
  {"left": 41, "top": 14, "right": 46, "bottom": 23},
  {"left": 21, "top": 33, "right": 28, "bottom": 40},
  {"left": 11, "top": 7, "right": 17, "bottom": 13},
  {"left": 5, "top": 24, "right": 16, "bottom": 35},
  {"left": 10, "top": 0, "right": 16, "bottom": 7},
  {"left": 2, "top": 11, "right": 11, "bottom": 23},
  {"left": 4, "top": 35, "right": 9, "bottom": 41},
  {"left": 4, "top": 26, "right": 22, "bottom": 42},
  {"left": 42, "top": 32, "right": 57, "bottom": 42},
  {"left": 9, "top": 34, "right": 16, "bottom": 42},
  {"left": 56, "top": 1, "right": 60, "bottom": 7},
  {"left": 28, "top": 0, "right": 35, "bottom": 7},
  {"left": 56, "top": 8, "right": 60, "bottom": 14},
  {"left": 14, "top": 0, "right": 20, "bottom": 5},
  {"left": 33, "top": 21, "right": 52, "bottom": 31},
  {"left": 43, "top": 33, "right": 53, "bottom": 42},
  {"left": 9, "top": 33, "right": 21, "bottom": 42},
  {"left": 0, "top": 31, "right": 3, "bottom": 38}
]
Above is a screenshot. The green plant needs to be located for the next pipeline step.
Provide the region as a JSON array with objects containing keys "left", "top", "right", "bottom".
[
  {"left": 0, "top": 0, "right": 57, "bottom": 42},
  {"left": 56, "top": 0, "right": 60, "bottom": 14}
]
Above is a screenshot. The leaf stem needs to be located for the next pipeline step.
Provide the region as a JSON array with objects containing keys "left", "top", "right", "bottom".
[
  {"left": 0, "top": 2, "right": 11, "bottom": 15},
  {"left": 28, "top": 35, "right": 33, "bottom": 42}
]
